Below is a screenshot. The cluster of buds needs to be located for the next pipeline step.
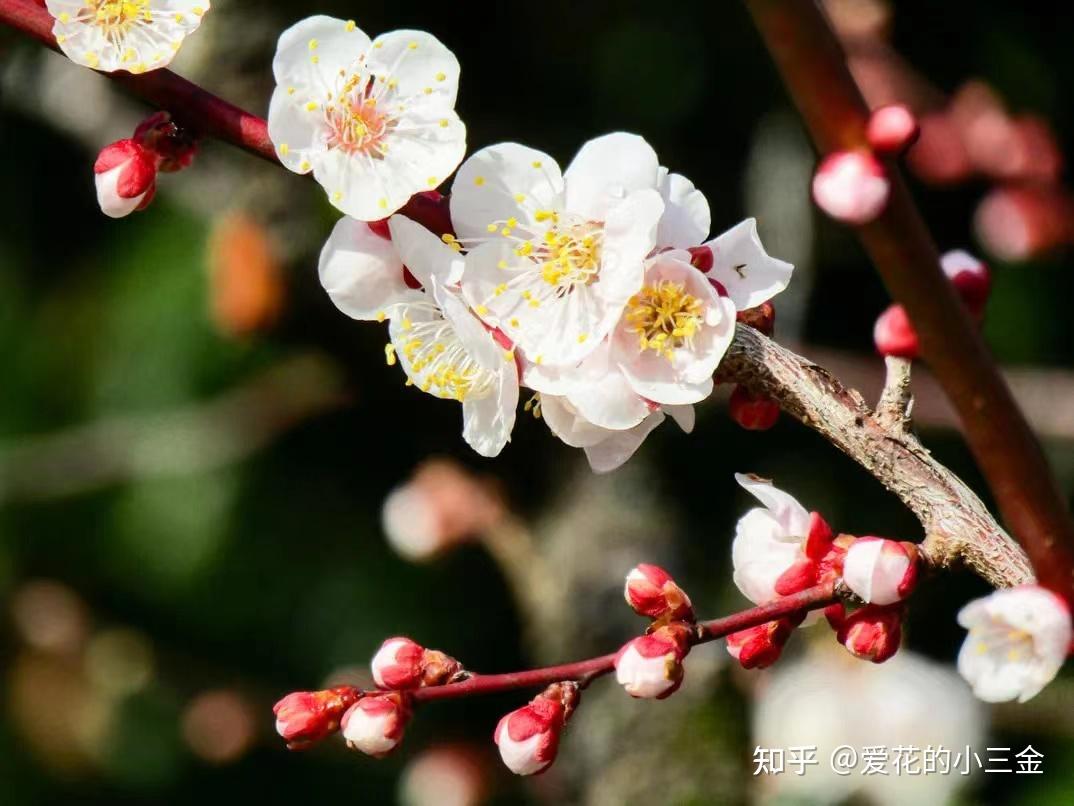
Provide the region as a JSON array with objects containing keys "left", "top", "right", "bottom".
[
  {"left": 728, "top": 474, "right": 919, "bottom": 668},
  {"left": 93, "top": 112, "right": 199, "bottom": 219},
  {"left": 616, "top": 564, "right": 697, "bottom": 698},
  {"left": 874, "top": 249, "right": 991, "bottom": 358},
  {"left": 273, "top": 637, "right": 463, "bottom": 757},
  {"left": 811, "top": 105, "right": 920, "bottom": 226}
]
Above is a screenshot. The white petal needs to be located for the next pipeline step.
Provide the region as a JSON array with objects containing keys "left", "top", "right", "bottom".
[
  {"left": 564, "top": 132, "right": 661, "bottom": 220},
  {"left": 267, "top": 87, "right": 323, "bottom": 173},
  {"left": 450, "top": 143, "right": 564, "bottom": 241},
  {"left": 657, "top": 168, "right": 710, "bottom": 249},
  {"left": 364, "top": 30, "right": 461, "bottom": 107},
  {"left": 583, "top": 410, "right": 666, "bottom": 473},
  {"left": 539, "top": 394, "right": 609, "bottom": 448},
  {"left": 387, "top": 215, "right": 464, "bottom": 289},
  {"left": 273, "top": 15, "right": 370, "bottom": 91},
  {"left": 318, "top": 217, "right": 421, "bottom": 319},
  {"left": 705, "top": 218, "right": 794, "bottom": 310},
  {"left": 664, "top": 404, "right": 695, "bottom": 433},
  {"left": 734, "top": 473, "right": 812, "bottom": 538},
  {"left": 462, "top": 377, "right": 517, "bottom": 457}
]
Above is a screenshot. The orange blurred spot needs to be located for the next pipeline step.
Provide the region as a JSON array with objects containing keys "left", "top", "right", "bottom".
[
  {"left": 181, "top": 689, "right": 257, "bottom": 764},
  {"left": 208, "top": 213, "right": 285, "bottom": 338}
]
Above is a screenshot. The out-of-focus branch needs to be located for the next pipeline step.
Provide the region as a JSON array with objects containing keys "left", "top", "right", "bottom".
[
  {"left": 0, "top": 355, "right": 348, "bottom": 504},
  {"left": 723, "top": 327, "right": 1033, "bottom": 588},
  {"left": 743, "top": 0, "right": 1074, "bottom": 601}
]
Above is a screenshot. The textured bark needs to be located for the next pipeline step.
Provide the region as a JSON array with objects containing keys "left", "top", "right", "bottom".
[{"left": 723, "top": 327, "right": 1033, "bottom": 588}]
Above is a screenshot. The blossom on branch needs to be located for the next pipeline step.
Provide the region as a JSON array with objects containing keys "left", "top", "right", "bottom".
[
  {"left": 268, "top": 16, "right": 466, "bottom": 220},
  {"left": 273, "top": 686, "right": 360, "bottom": 750},
  {"left": 731, "top": 473, "right": 839, "bottom": 606},
  {"left": 726, "top": 617, "right": 798, "bottom": 669},
  {"left": 957, "top": 585, "right": 1072, "bottom": 703},
  {"left": 46, "top": 0, "right": 210, "bottom": 73},
  {"left": 371, "top": 636, "right": 464, "bottom": 689},
  {"left": 341, "top": 693, "right": 412, "bottom": 757},
  {"left": 838, "top": 604, "right": 904, "bottom": 663}
]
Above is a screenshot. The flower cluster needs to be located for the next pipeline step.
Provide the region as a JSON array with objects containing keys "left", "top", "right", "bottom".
[
  {"left": 315, "top": 126, "right": 793, "bottom": 465},
  {"left": 728, "top": 473, "right": 917, "bottom": 666}
]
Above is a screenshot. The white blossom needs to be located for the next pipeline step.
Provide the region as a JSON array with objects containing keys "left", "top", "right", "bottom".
[
  {"left": 46, "top": 0, "right": 210, "bottom": 73},
  {"left": 268, "top": 16, "right": 465, "bottom": 220},
  {"left": 957, "top": 585, "right": 1071, "bottom": 703}
]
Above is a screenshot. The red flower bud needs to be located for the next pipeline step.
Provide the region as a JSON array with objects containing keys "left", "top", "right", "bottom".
[
  {"left": 493, "top": 682, "right": 578, "bottom": 776},
  {"left": 623, "top": 563, "right": 694, "bottom": 622},
  {"left": 726, "top": 618, "right": 796, "bottom": 669},
  {"left": 729, "top": 386, "right": 780, "bottom": 431},
  {"left": 866, "top": 105, "right": 920, "bottom": 155},
  {"left": 94, "top": 139, "right": 157, "bottom": 218},
  {"left": 873, "top": 304, "right": 920, "bottom": 359},
  {"left": 812, "top": 151, "right": 891, "bottom": 225},
  {"left": 341, "top": 693, "right": 412, "bottom": 757},
  {"left": 838, "top": 604, "right": 904, "bottom": 663},
  {"left": 272, "top": 686, "right": 360, "bottom": 750}
]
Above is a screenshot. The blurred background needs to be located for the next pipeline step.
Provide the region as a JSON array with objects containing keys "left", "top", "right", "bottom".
[{"left": 2, "top": 0, "right": 1074, "bottom": 803}]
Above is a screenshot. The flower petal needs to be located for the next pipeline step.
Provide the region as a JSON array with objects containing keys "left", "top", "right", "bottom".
[
  {"left": 318, "top": 218, "right": 420, "bottom": 319},
  {"left": 388, "top": 215, "right": 464, "bottom": 289},
  {"left": 734, "top": 473, "right": 812, "bottom": 538},
  {"left": 704, "top": 218, "right": 793, "bottom": 310},
  {"left": 583, "top": 410, "right": 666, "bottom": 473},
  {"left": 364, "top": 30, "right": 461, "bottom": 107},
  {"left": 564, "top": 132, "right": 661, "bottom": 220},
  {"left": 657, "top": 168, "right": 710, "bottom": 249}
]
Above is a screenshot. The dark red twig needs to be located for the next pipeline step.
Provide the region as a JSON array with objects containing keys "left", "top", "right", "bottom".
[
  {"left": 412, "top": 582, "right": 837, "bottom": 702},
  {"left": 743, "top": 0, "right": 1074, "bottom": 601}
]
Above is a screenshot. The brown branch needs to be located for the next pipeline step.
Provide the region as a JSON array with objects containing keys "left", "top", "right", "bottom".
[
  {"left": 723, "top": 326, "right": 1033, "bottom": 588},
  {"left": 412, "top": 582, "right": 837, "bottom": 702},
  {"left": 743, "top": 0, "right": 1074, "bottom": 601},
  {"left": 875, "top": 355, "right": 913, "bottom": 433}
]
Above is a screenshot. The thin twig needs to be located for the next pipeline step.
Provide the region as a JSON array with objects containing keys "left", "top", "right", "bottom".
[
  {"left": 876, "top": 356, "right": 914, "bottom": 433},
  {"left": 743, "top": 0, "right": 1074, "bottom": 601},
  {"left": 412, "top": 582, "right": 837, "bottom": 702}
]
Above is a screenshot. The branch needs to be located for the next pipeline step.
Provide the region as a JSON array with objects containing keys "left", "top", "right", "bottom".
[
  {"left": 0, "top": 0, "right": 1037, "bottom": 589},
  {"left": 723, "top": 326, "right": 1033, "bottom": 588},
  {"left": 875, "top": 356, "right": 913, "bottom": 433},
  {"left": 411, "top": 582, "right": 837, "bottom": 702},
  {"left": 743, "top": 0, "right": 1074, "bottom": 601}
]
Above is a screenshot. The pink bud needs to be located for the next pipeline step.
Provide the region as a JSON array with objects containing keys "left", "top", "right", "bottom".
[
  {"left": 842, "top": 537, "right": 918, "bottom": 605},
  {"left": 133, "top": 111, "right": 198, "bottom": 173},
  {"left": 341, "top": 693, "right": 412, "bottom": 757},
  {"left": 838, "top": 604, "right": 903, "bottom": 662},
  {"left": 866, "top": 105, "right": 920, "bottom": 155},
  {"left": 372, "top": 637, "right": 426, "bottom": 690},
  {"left": 94, "top": 139, "right": 157, "bottom": 218},
  {"left": 272, "top": 686, "right": 360, "bottom": 750},
  {"left": 728, "top": 386, "right": 780, "bottom": 431},
  {"left": 812, "top": 151, "right": 891, "bottom": 225},
  {"left": 975, "top": 185, "right": 1074, "bottom": 262},
  {"left": 941, "top": 249, "right": 991, "bottom": 316},
  {"left": 726, "top": 618, "right": 796, "bottom": 669},
  {"left": 614, "top": 625, "right": 691, "bottom": 699},
  {"left": 873, "top": 304, "right": 920, "bottom": 359},
  {"left": 623, "top": 563, "right": 694, "bottom": 622},
  {"left": 494, "top": 696, "right": 566, "bottom": 776}
]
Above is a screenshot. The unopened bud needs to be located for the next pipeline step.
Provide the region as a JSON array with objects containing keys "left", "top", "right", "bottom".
[
  {"left": 736, "top": 301, "right": 776, "bottom": 336},
  {"left": 494, "top": 683, "right": 577, "bottom": 776},
  {"left": 842, "top": 537, "right": 918, "bottom": 605},
  {"left": 94, "top": 139, "right": 157, "bottom": 218},
  {"left": 133, "top": 111, "right": 198, "bottom": 173},
  {"left": 873, "top": 304, "right": 919, "bottom": 359},
  {"left": 726, "top": 618, "right": 796, "bottom": 669},
  {"left": 941, "top": 249, "right": 991, "bottom": 316},
  {"left": 812, "top": 151, "right": 891, "bottom": 225},
  {"left": 838, "top": 604, "right": 903, "bottom": 663},
  {"left": 614, "top": 623, "right": 692, "bottom": 699},
  {"left": 273, "top": 686, "right": 360, "bottom": 750},
  {"left": 623, "top": 563, "right": 694, "bottom": 622},
  {"left": 729, "top": 385, "right": 780, "bottom": 431},
  {"left": 341, "top": 693, "right": 412, "bottom": 757},
  {"left": 372, "top": 636, "right": 464, "bottom": 690},
  {"left": 866, "top": 105, "right": 920, "bottom": 155}
]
